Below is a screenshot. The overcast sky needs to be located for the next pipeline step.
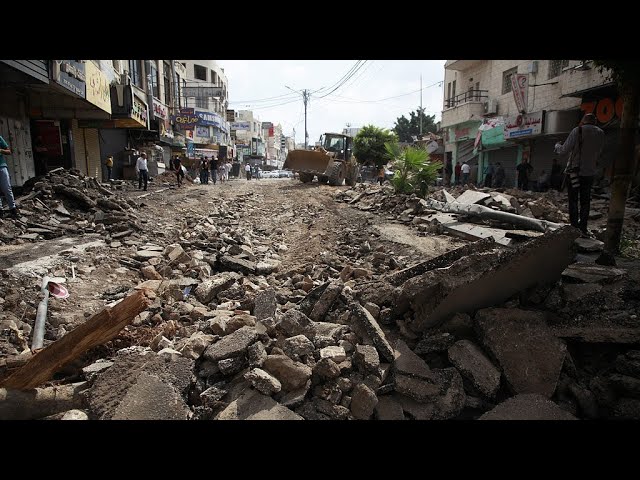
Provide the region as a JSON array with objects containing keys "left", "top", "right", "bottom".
[{"left": 220, "top": 60, "right": 446, "bottom": 145}]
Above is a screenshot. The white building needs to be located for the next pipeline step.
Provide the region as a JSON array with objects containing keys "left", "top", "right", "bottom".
[
  {"left": 441, "top": 60, "right": 613, "bottom": 187},
  {"left": 177, "top": 60, "right": 230, "bottom": 150},
  {"left": 231, "top": 110, "right": 264, "bottom": 160}
]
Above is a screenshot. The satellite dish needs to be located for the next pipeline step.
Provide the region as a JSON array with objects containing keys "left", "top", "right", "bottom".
[{"left": 426, "top": 141, "right": 439, "bottom": 154}]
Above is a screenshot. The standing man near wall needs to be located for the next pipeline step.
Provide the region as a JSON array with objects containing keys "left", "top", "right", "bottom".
[
  {"left": 554, "top": 113, "right": 604, "bottom": 236},
  {"left": 0, "top": 135, "right": 19, "bottom": 218},
  {"left": 136, "top": 152, "right": 149, "bottom": 191}
]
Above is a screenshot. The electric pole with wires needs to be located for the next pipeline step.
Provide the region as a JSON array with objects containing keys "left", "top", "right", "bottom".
[{"left": 286, "top": 86, "right": 311, "bottom": 149}]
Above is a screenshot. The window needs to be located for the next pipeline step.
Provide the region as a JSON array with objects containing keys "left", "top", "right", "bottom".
[
  {"left": 128, "top": 60, "right": 143, "bottom": 87},
  {"left": 548, "top": 60, "right": 570, "bottom": 79},
  {"left": 163, "top": 61, "right": 171, "bottom": 105},
  {"left": 447, "top": 82, "right": 452, "bottom": 106},
  {"left": 452, "top": 80, "right": 456, "bottom": 101},
  {"left": 475, "top": 82, "right": 480, "bottom": 100},
  {"left": 502, "top": 67, "right": 518, "bottom": 94},
  {"left": 194, "top": 64, "right": 207, "bottom": 81},
  {"left": 174, "top": 72, "right": 181, "bottom": 108},
  {"left": 148, "top": 60, "right": 159, "bottom": 98},
  {"left": 211, "top": 70, "right": 217, "bottom": 85},
  {"left": 196, "top": 97, "right": 208, "bottom": 109}
]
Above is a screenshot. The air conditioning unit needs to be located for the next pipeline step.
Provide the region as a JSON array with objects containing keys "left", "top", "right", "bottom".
[
  {"left": 527, "top": 61, "right": 538, "bottom": 74},
  {"left": 484, "top": 98, "right": 498, "bottom": 114}
]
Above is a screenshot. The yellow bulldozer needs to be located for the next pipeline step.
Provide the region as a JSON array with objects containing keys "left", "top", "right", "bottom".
[{"left": 283, "top": 132, "right": 359, "bottom": 186}]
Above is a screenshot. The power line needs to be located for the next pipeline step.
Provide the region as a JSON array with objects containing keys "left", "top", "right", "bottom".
[
  {"left": 317, "top": 61, "right": 367, "bottom": 99},
  {"left": 312, "top": 60, "right": 363, "bottom": 95}
]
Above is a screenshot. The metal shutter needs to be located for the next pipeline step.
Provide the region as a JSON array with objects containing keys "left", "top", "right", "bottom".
[
  {"left": 0, "top": 117, "right": 34, "bottom": 187},
  {"left": 85, "top": 128, "right": 102, "bottom": 180},
  {"left": 71, "top": 120, "right": 87, "bottom": 175},
  {"left": 488, "top": 146, "right": 519, "bottom": 188}
]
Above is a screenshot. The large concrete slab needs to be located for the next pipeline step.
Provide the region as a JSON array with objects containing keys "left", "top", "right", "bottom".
[
  {"left": 397, "top": 225, "right": 580, "bottom": 331},
  {"left": 216, "top": 388, "right": 303, "bottom": 420},
  {"left": 437, "top": 221, "right": 513, "bottom": 246},
  {"left": 561, "top": 263, "right": 627, "bottom": 284},
  {"left": 479, "top": 394, "right": 577, "bottom": 420},
  {"left": 474, "top": 308, "right": 566, "bottom": 398},
  {"left": 202, "top": 326, "right": 258, "bottom": 361},
  {"left": 448, "top": 340, "right": 501, "bottom": 399},
  {"left": 455, "top": 190, "right": 492, "bottom": 205}
]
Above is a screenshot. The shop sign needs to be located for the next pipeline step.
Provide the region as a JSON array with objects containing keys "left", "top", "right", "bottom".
[
  {"left": 132, "top": 95, "right": 148, "bottom": 128},
  {"left": 85, "top": 61, "right": 111, "bottom": 113},
  {"left": 195, "top": 110, "right": 221, "bottom": 127},
  {"left": 580, "top": 96, "right": 624, "bottom": 126},
  {"left": 53, "top": 60, "right": 86, "bottom": 98},
  {"left": 152, "top": 98, "right": 168, "bottom": 120},
  {"left": 230, "top": 121, "right": 250, "bottom": 130},
  {"left": 503, "top": 111, "right": 543, "bottom": 139},
  {"left": 171, "top": 108, "right": 198, "bottom": 129}
]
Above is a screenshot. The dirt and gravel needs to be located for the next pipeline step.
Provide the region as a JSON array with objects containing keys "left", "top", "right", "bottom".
[{"left": 1, "top": 172, "right": 639, "bottom": 421}]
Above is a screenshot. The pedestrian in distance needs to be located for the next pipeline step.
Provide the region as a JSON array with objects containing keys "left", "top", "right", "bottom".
[
  {"left": 377, "top": 166, "right": 385, "bottom": 186},
  {"left": 483, "top": 162, "right": 494, "bottom": 188},
  {"left": 461, "top": 161, "right": 470, "bottom": 185},
  {"left": 105, "top": 155, "right": 113, "bottom": 180},
  {"left": 210, "top": 156, "right": 218, "bottom": 185},
  {"left": 516, "top": 156, "right": 533, "bottom": 191},
  {"left": 136, "top": 152, "right": 149, "bottom": 191},
  {"left": 554, "top": 112, "right": 605, "bottom": 236},
  {"left": 494, "top": 162, "right": 505, "bottom": 188},
  {"left": 0, "top": 135, "right": 19, "bottom": 218},
  {"left": 245, "top": 163, "right": 252, "bottom": 180},
  {"left": 174, "top": 155, "right": 184, "bottom": 186},
  {"left": 200, "top": 157, "right": 209, "bottom": 185},
  {"left": 454, "top": 161, "right": 462, "bottom": 185}
]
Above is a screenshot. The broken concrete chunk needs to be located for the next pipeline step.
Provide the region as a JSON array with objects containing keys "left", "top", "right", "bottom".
[
  {"left": 561, "top": 263, "right": 627, "bottom": 284},
  {"left": 394, "top": 368, "right": 465, "bottom": 420},
  {"left": 61, "top": 409, "right": 89, "bottom": 420},
  {"left": 220, "top": 255, "right": 257, "bottom": 275},
  {"left": 283, "top": 334, "right": 315, "bottom": 358},
  {"left": 350, "top": 383, "right": 378, "bottom": 420},
  {"left": 447, "top": 340, "right": 501, "bottom": 399},
  {"left": 244, "top": 368, "right": 282, "bottom": 395},
  {"left": 278, "top": 309, "right": 316, "bottom": 338},
  {"left": 202, "top": 326, "right": 258, "bottom": 362},
  {"left": 313, "top": 358, "right": 341, "bottom": 380},
  {"left": 309, "top": 281, "right": 343, "bottom": 321},
  {"left": 475, "top": 308, "right": 566, "bottom": 398},
  {"left": 248, "top": 342, "right": 267, "bottom": 368},
  {"left": 414, "top": 332, "right": 456, "bottom": 354},
  {"left": 262, "top": 355, "right": 313, "bottom": 391},
  {"left": 218, "top": 356, "right": 247, "bottom": 376},
  {"left": 320, "top": 346, "right": 347, "bottom": 363},
  {"left": 393, "top": 339, "right": 431, "bottom": 379},
  {"left": 194, "top": 273, "right": 238, "bottom": 304},
  {"left": 353, "top": 344, "right": 380, "bottom": 375},
  {"left": 350, "top": 302, "right": 394, "bottom": 362},
  {"left": 216, "top": 389, "right": 303, "bottom": 420},
  {"left": 375, "top": 395, "right": 405, "bottom": 420},
  {"left": 253, "top": 288, "right": 276, "bottom": 321},
  {"left": 479, "top": 394, "right": 577, "bottom": 420},
  {"left": 82, "top": 360, "right": 114, "bottom": 382}
]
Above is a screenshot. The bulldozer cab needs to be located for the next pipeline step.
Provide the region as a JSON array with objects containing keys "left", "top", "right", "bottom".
[{"left": 319, "top": 133, "right": 352, "bottom": 161}]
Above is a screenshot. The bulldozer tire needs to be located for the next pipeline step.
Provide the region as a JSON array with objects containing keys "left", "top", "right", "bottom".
[
  {"left": 317, "top": 175, "right": 329, "bottom": 184},
  {"left": 345, "top": 164, "right": 358, "bottom": 187},
  {"left": 327, "top": 162, "right": 345, "bottom": 186},
  {"left": 299, "top": 172, "right": 314, "bottom": 183}
]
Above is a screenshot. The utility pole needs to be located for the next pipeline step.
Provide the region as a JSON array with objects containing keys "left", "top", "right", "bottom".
[
  {"left": 303, "top": 89, "right": 309, "bottom": 149},
  {"left": 420, "top": 74, "right": 423, "bottom": 136},
  {"left": 293, "top": 127, "right": 296, "bottom": 148},
  {"left": 286, "top": 85, "right": 310, "bottom": 150}
]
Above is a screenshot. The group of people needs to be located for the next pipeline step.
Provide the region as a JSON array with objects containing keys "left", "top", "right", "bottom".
[{"left": 194, "top": 156, "right": 232, "bottom": 186}]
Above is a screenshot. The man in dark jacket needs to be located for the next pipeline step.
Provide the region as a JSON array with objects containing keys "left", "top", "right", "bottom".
[{"left": 554, "top": 113, "right": 605, "bottom": 235}]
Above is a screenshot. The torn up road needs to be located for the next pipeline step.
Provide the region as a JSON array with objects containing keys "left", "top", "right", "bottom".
[{"left": 1, "top": 173, "right": 640, "bottom": 420}]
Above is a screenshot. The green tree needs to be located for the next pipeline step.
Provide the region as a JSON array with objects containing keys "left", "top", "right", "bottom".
[
  {"left": 353, "top": 125, "right": 397, "bottom": 167},
  {"left": 392, "top": 108, "right": 437, "bottom": 142},
  {"left": 591, "top": 60, "right": 640, "bottom": 253},
  {"left": 384, "top": 143, "right": 442, "bottom": 197}
]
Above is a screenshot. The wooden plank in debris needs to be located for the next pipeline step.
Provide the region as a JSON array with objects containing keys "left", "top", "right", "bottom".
[
  {"left": 455, "top": 190, "right": 492, "bottom": 205},
  {"left": 0, "top": 290, "right": 150, "bottom": 390}
]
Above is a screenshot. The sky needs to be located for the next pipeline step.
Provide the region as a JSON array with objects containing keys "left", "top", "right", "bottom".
[{"left": 219, "top": 60, "right": 446, "bottom": 145}]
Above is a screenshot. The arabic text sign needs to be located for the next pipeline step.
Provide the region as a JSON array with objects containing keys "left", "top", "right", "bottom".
[
  {"left": 503, "top": 111, "right": 543, "bottom": 139},
  {"left": 511, "top": 74, "right": 528, "bottom": 113},
  {"left": 182, "top": 86, "right": 222, "bottom": 98}
]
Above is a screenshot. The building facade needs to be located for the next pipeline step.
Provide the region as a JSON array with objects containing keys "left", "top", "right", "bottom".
[{"left": 441, "top": 60, "right": 616, "bottom": 188}]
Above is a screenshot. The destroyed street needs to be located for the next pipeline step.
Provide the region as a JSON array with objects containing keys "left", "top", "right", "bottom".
[{"left": 1, "top": 173, "right": 640, "bottom": 421}]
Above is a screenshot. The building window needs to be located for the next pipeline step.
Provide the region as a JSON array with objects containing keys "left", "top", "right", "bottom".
[
  {"left": 475, "top": 82, "right": 480, "bottom": 100},
  {"left": 211, "top": 70, "right": 217, "bottom": 85},
  {"left": 548, "top": 60, "right": 570, "bottom": 79},
  {"left": 196, "top": 97, "right": 208, "bottom": 109},
  {"left": 447, "top": 82, "right": 452, "bottom": 107},
  {"left": 163, "top": 61, "right": 171, "bottom": 105},
  {"left": 452, "top": 80, "right": 456, "bottom": 101},
  {"left": 129, "top": 60, "right": 143, "bottom": 87},
  {"left": 502, "top": 67, "right": 518, "bottom": 94},
  {"left": 148, "top": 60, "right": 159, "bottom": 98},
  {"left": 194, "top": 64, "right": 207, "bottom": 81}
]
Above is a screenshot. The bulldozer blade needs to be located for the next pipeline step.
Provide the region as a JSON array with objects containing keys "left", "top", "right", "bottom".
[{"left": 284, "top": 150, "right": 333, "bottom": 174}]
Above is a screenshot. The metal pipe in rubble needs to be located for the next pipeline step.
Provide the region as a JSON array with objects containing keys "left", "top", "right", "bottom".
[{"left": 31, "top": 276, "right": 50, "bottom": 350}]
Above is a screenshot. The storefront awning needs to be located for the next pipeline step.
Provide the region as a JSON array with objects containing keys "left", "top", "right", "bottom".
[{"left": 560, "top": 82, "right": 617, "bottom": 99}]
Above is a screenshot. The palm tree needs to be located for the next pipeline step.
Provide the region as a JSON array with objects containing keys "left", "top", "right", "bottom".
[{"left": 384, "top": 143, "right": 442, "bottom": 197}]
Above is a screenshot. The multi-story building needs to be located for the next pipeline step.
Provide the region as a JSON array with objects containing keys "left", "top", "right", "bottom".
[
  {"left": 231, "top": 110, "right": 264, "bottom": 161},
  {"left": 441, "top": 60, "right": 616, "bottom": 187},
  {"left": 177, "top": 60, "right": 230, "bottom": 160}
]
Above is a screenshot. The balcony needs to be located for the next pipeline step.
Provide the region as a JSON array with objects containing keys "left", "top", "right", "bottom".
[
  {"left": 441, "top": 90, "right": 488, "bottom": 128},
  {"left": 445, "top": 60, "right": 484, "bottom": 71}
]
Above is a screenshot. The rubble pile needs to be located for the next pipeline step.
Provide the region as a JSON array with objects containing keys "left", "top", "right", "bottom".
[{"left": 0, "top": 169, "right": 143, "bottom": 244}]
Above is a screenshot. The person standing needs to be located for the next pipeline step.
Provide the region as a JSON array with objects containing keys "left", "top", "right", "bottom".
[
  {"left": 461, "top": 161, "right": 470, "bottom": 185},
  {"left": 210, "top": 156, "right": 218, "bottom": 185},
  {"left": 199, "top": 157, "right": 209, "bottom": 185},
  {"left": 516, "top": 157, "right": 533, "bottom": 190},
  {"left": 245, "top": 163, "right": 252, "bottom": 180},
  {"left": 483, "top": 162, "right": 494, "bottom": 188},
  {"left": 554, "top": 112, "right": 604, "bottom": 235},
  {"left": 174, "top": 155, "right": 184, "bottom": 186},
  {"left": 494, "top": 162, "right": 505, "bottom": 188},
  {"left": 0, "top": 135, "right": 19, "bottom": 218},
  {"left": 377, "top": 165, "right": 385, "bottom": 186},
  {"left": 135, "top": 152, "right": 148, "bottom": 191},
  {"left": 105, "top": 155, "right": 114, "bottom": 181},
  {"left": 454, "top": 161, "right": 462, "bottom": 185}
]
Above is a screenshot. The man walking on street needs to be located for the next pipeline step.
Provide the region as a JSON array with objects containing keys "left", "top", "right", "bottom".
[
  {"left": 517, "top": 156, "right": 533, "bottom": 190},
  {"left": 0, "top": 135, "right": 19, "bottom": 218},
  {"left": 484, "top": 162, "right": 494, "bottom": 188},
  {"left": 136, "top": 152, "right": 149, "bottom": 191},
  {"left": 461, "top": 161, "right": 470, "bottom": 185},
  {"left": 555, "top": 112, "right": 604, "bottom": 235},
  {"left": 245, "top": 163, "right": 252, "bottom": 180},
  {"left": 105, "top": 155, "right": 113, "bottom": 180},
  {"left": 210, "top": 156, "right": 218, "bottom": 185},
  {"left": 174, "top": 155, "right": 184, "bottom": 186}
]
